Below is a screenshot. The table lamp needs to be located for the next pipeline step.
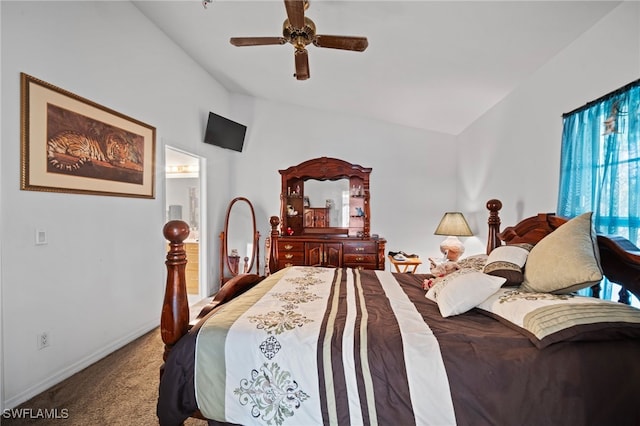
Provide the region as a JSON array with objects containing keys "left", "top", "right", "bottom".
[{"left": 434, "top": 212, "right": 473, "bottom": 261}]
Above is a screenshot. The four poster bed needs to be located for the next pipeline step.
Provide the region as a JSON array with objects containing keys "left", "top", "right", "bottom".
[{"left": 158, "top": 199, "right": 640, "bottom": 426}]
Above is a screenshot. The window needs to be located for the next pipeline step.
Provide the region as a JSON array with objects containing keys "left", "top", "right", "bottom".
[{"left": 557, "top": 79, "right": 639, "bottom": 306}]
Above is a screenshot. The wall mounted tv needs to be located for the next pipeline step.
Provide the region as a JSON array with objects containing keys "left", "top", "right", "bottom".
[{"left": 204, "top": 112, "right": 247, "bottom": 152}]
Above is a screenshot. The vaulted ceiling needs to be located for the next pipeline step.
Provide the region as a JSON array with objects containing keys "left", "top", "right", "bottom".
[{"left": 133, "top": 0, "right": 620, "bottom": 135}]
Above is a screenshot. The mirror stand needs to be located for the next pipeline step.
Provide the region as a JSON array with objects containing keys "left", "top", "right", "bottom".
[{"left": 219, "top": 197, "right": 260, "bottom": 286}]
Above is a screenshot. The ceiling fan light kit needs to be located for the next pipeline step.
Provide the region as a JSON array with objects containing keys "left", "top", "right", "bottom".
[{"left": 229, "top": 0, "right": 368, "bottom": 80}]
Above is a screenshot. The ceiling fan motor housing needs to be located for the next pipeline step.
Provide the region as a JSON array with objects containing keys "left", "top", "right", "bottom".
[{"left": 283, "top": 17, "right": 316, "bottom": 50}]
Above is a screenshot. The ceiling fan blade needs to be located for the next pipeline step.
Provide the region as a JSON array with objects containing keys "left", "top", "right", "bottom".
[
  {"left": 230, "top": 37, "right": 287, "bottom": 47},
  {"left": 313, "top": 35, "right": 368, "bottom": 52},
  {"left": 284, "top": 0, "right": 305, "bottom": 29},
  {"left": 294, "top": 49, "right": 310, "bottom": 80}
]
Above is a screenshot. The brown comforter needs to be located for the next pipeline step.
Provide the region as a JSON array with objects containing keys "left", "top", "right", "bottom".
[{"left": 158, "top": 269, "right": 640, "bottom": 426}]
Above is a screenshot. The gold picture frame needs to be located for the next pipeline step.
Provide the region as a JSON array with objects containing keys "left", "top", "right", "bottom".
[{"left": 20, "top": 73, "right": 156, "bottom": 198}]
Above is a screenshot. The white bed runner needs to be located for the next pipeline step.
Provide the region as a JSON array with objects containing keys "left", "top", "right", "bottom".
[
  {"left": 194, "top": 266, "right": 456, "bottom": 425},
  {"left": 375, "top": 270, "right": 456, "bottom": 425}
]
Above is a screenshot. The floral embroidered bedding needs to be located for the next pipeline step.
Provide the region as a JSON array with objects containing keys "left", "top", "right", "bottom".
[{"left": 158, "top": 266, "right": 640, "bottom": 426}]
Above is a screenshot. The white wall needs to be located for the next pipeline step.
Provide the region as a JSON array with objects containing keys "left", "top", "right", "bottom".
[
  {"left": 226, "top": 95, "right": 459, "bottom": 262},
  {"left": 0, "top": 0, "right": 457, "bottom": 409},
  {"left": 458, "top": 1, "right": 640, "bottom": 253},
  {"left": 0, "top": 0, "right": 239, "bottom": 408}
]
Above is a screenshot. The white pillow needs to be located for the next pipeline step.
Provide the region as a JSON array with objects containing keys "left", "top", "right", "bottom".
[
  {"left": 425, "top": 268, "right": 476, "bottom": 302},
  {"left": 426, "top": 271, "right": 506, "bottom": 317},
  {"left": 456, "top": 254, "right": 488, "bottom": 271}
]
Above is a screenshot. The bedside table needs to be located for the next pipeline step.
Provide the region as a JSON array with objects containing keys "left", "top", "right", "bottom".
[{"left": 388, "top": 255, "right": 422, "bottom": 273}]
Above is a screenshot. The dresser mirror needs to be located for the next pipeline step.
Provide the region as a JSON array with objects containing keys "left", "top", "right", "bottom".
[
  {"left": 279, "top": 157, "right": 371, "bottom": 237},
  {"left": 270, "top": 157, "right": 385, "bottom": 273},
  {"left": 303, "top": 179, "right": 350, "bottom": 229},
  {"left": 219, "top": 197, "right": 260, "bottom": 285}
]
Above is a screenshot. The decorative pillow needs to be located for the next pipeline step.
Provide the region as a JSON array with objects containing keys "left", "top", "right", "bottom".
[
  {"left": 423, "top": 253, "right": 490, "bottom": 291},
  {"left": 483, "top": 244, "right": 531, "bottom": 286},
  {"left": 456, "top": 254, "right": 488, "bottom": 271},
  {"left": 426, "top": 270, "right": 505, "bottom": 317},
  {"left": 520, "top": 212, "right": 603, "bottom": 294},
  {"left": 425, "top": 267, "right": 475, "bottom": 292},
  {"left": 477, "top": 288, "right": 640, "bottom": 349}
]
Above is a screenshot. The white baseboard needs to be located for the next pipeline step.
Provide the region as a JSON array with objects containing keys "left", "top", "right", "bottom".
[{"left": 3, "top": 319, "right": 159, "bottom": 409}]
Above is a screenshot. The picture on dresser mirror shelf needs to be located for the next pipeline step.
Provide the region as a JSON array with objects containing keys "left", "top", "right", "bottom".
[{"left": 20, "top": 73, "right": 156, "bottom": 198}]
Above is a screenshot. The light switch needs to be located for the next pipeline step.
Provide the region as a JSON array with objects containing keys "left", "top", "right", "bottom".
[{"left": 35, "top": 229, "right": 48, "bottom": 245}]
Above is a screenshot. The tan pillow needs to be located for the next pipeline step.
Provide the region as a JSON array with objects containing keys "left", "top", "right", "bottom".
[{"left": 520, "top": 212, "right": 603, "bottom": 294}]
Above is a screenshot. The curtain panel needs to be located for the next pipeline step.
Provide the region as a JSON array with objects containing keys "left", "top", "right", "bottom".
[{"left": 557, "top": 80, "right": 639, "bottom": 302}]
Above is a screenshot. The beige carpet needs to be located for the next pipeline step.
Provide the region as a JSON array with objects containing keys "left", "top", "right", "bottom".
[{"left": 4, "top": 301, "right": 213, "bottom": 425}]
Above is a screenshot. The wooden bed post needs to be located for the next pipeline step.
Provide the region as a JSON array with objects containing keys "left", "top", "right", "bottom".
[
  {"left": 486, "top": 199, "right": 502, "bottom": 254},
  {"left": 161, "top": 220, "right": 190, "bottom": 362},
  {"left": 268, "top": 215, "right": 280, "bottom": 274}
]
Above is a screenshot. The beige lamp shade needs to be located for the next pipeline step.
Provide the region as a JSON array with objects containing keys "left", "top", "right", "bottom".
[{"left": 434, "top": 212, "right": 473, "bottom": 261}]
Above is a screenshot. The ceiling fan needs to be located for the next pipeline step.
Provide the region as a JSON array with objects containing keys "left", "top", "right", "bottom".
[{"left": 229, "top": 0, "right": 368, "bottom": 80}]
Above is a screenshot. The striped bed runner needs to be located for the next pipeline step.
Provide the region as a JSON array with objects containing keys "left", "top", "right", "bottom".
[{"left": 194, "top": 266, "right": 455, "bottom": 425}]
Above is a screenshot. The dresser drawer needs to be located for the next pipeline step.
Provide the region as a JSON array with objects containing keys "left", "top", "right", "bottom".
[
  {"left": 278, "top": 241, "right": 305, "bottom": 252},
  {"left": 345, "top": 263, "right": 377, "bottom": 270},
  {"left": 343, "top": 241, "right": 377, "bottom": 254},
  {"left": 278, "top": 251, "right": 305, "bottom": 263},
  {"left": 277, "top": 256, "right": 306, "bottom": 269},
  {"left": 344, "top": 253, "right": 377, "bottom": 264}
]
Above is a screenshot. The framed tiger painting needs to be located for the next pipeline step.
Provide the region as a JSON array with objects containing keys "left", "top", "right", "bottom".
[{"left": 20, "top": 73, "right": 156, "bottom": 198}]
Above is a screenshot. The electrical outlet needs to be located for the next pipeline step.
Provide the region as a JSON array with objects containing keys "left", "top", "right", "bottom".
[
  {"left": 35, "top": 228, "right": 48, "bottom": 245},
  {"left": 38, "top": 332, "right": 50, "bottom": 350}
]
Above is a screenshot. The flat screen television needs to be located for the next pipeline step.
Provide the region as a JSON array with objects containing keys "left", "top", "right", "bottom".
[{"left": 204, "top": 112, "right": 247, "bottom": 152}]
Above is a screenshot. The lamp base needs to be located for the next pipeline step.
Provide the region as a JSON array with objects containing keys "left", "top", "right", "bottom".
[{"left": 440, "top": 236, "right": 465, "bottom": 262}]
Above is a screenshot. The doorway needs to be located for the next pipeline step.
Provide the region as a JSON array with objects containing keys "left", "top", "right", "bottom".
[{"left": 165, "top": 146, "right": 207, "bottom": 304}]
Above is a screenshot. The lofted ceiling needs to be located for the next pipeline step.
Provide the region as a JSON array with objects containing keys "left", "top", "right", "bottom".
[{"left": 133, "top": 0, "right": 620, "bottom": 136}]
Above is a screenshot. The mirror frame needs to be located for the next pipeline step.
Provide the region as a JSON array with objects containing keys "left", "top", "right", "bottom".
[
  {"left": 220, "top": 197, "right": 260, "bottom": 285},
  {"left": 279, "top": 157, "right": 372, "bottom": 237}
]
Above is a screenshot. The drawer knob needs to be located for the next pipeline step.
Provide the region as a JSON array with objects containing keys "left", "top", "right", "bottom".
[
  {"left": 356, "top": 257, "right": 364, "bottom": 262},
  {"left": 285, "top": 263, "right": 293, "bottom": 268},
  {"left": 356, "top": 247, "right": 365, "bottom": 251},
  {"left": 284, "top": 244, "right": 293, "bottom": 250},
  {"left": 285, "top": 254, "right": 294, "bottom": 259}
]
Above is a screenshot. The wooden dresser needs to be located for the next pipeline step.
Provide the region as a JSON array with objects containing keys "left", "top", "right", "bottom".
[
  {"left": 274, "top": 236, "right": 385, "bottom": 270},
  {"left": 269, "top": 157, "right": 386, "bottom": 272}
]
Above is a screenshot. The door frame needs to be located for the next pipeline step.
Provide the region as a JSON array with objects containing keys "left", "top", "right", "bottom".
[{"left": 164, "top": 145, "right": 207, "bottom": 300}]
